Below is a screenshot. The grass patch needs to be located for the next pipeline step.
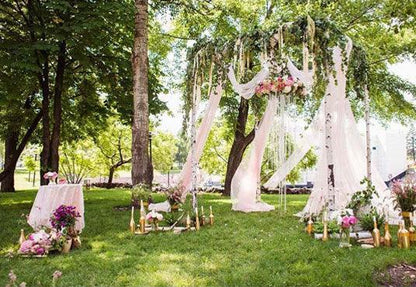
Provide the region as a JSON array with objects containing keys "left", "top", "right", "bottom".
[{"left": 0, "top": 189, "right": 415, "bottom": 286}]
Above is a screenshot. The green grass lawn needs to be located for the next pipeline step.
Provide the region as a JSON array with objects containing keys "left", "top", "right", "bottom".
[{"left": 0, "top": 189, "right": 414, "bottom": 287}]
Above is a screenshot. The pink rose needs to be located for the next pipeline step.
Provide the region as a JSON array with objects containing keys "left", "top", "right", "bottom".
[
  {"left": 19, "top": 240, "right": 33, "bottom": 253},
  {"left": 36, "top": 247, "right": 45, "bottom": 255},
  {"left": 341, "top": 216, "right": 350, "bottom": 228},
  {"left": 349, "top": 216, "right": 357, "bottom": 225}
]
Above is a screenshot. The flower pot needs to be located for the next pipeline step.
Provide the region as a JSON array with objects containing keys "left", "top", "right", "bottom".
[
  {"left": 401, "top": 212, "right": 412, "bottom": 229},
  {"left": 72, "top": 236, "right": 81, "bottom": 249},
  {"left": 62, "top": 238, "right": 72, "bottom": 254}
]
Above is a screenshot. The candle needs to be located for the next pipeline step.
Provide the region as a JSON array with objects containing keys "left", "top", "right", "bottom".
[
  {"left": 209, "top": 205, "right": 214, "bottom": 226},
  {"left": 195, "top": 207, "right": 200, "bottom": 231}
]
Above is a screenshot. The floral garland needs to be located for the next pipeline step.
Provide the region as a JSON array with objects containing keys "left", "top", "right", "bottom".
[{"left": 254, "top": 76, "right": 307, "bottom": 97}]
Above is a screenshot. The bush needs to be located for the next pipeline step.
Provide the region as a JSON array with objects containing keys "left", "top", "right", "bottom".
[
  {"left": 360, "top": 210, "right": 385, "bottom": 232},
  {"left": 92, "top": 182, "right": 132, "bottom": 189}
]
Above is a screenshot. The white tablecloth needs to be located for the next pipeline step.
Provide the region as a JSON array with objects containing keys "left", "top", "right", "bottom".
[{"left": 28, "top": 184, "right": 85, "bottom": 232}]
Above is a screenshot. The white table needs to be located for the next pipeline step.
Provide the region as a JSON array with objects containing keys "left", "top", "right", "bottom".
[{"left": 28, "top": 184, "right": 85, "bottom": 232}]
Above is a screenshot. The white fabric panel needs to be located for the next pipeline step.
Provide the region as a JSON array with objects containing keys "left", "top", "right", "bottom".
[
  {"left": 230, "top": 97, "right": 278, "bottom": 212},
  {"left": 227, "top": 65, "right": 269, "bottom": 99},
  {"left": 264, "top": 41, "right": 397, "bottom": 221},
  {"left": 177, "top": 85, "right": 223, "bottom": 197},
  {"left": 287, "top": 58, "right": 314, "bottom": 90}
]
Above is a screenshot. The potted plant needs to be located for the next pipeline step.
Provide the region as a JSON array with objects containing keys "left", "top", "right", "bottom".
[
  {"left": 132, "top": 184, "right": 153, "bottom": 208},
  {"left": 43, "top": 171, "right": 58, "bottom": 185},
  {"left": 359, "top": 209, "right": 385, "bottom": 233},
  {"left": 50, "top": 205, "right": 81, "bottom": 251},
  {"left": 347, "top": 177, "right": 377, "bottom": 220},
  {"left": 146, "top": 210, "right": 164, "bottom": 231}
]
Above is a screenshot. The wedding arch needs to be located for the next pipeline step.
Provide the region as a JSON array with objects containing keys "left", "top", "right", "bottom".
[{"left": 174, "top": 16, "right": 397, "bottom": 219}]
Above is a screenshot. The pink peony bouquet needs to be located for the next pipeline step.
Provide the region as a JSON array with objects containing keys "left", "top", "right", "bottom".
[
  {"left": 340, "top": 215, "right": 357, "bottom": 229},
  {"left": 255, "top": 75, "right": 307, "bottom": 97},
  {"left": 19, "top": 229, "right": 66, "bottom": 256},
  {"left": 18, "top": 230, "right": 53, "bottom": 256},
  {"left": 43, "top": 171, "right": 58, "bottom": 180},
  {"left": 146, "top": 210, "right": 163, "bottom": 223}
]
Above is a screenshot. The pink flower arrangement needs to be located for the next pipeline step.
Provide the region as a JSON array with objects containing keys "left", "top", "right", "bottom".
[
  {"left": 146, "top": 210, "right": 163, "bottom": 222},
  {"left": 43, "top": 171, "right": 58, "bottom": 180},
  {"left": 340, "top": 215, "right": 357, "bottom": 229},
  {"left": 18, "top": 229, "right": 66, "bottom": 256},
  {"left": 255, "top": 75, "right": 306, "bottom": 97},
  {"left": 50, "top": 205, "right": 81, "bottom": 231},
  {"left": 391, "top": 176, "right": 416, "bottom": 212},
  {"left": 18, "top": 230, "right": 53, "bottom": 256}
]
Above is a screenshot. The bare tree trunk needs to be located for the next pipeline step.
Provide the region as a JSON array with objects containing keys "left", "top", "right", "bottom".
[
  {"left": 325, "top": 95, "right": 335, "bottom": 211},
  {"left": 364, "top": 85, "right": 372, "bottom": 182},
  {"left": 1, "top": 131, "right": 19, "bottom": 192},
  {"left": 223, "top": 98, "right": 255, "bottom": 195},
  {"left": 131, "top": 0, "right": 151, "bottom": 186}
]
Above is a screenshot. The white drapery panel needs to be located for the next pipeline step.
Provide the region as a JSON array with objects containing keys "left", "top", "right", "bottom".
[
  {"left": 230, "top": 96, "right": 277, "bottom": 212},
  {"left": 227, "top": 65, "right": 269, "bottom": 99},
  {"left": 177, "top": 84, "right": 223, "bottom": 197},
  {"left": 264, "top": 100, "right": 325, "bottom": 189},
  {"left": 262, "top": 42, "right": 397, "bottom": 220},
  {"left": 287, "top": 58, "right": 314, "bottom": 90}
]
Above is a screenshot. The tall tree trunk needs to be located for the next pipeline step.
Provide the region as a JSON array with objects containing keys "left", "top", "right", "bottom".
[
  {"left": 223, "top": 98, "right": 255, "bottom": 196},
  {"left": 131, "top": 0, "right": 152, "bottom": 186},
  {"left": 1, "top": 131, "right": 19, "bottom": 192},
  {"left": 50, "top": 41, "right": 66, "bottom": 172},
  {"left": 108, "top": 166, "right": 115, "bottom": 185},
  {"left": 0, "top": 111, "right": 42, "bottom": 187},
  {"left": 40, "top": 55, "right": 51, "bottom": 185}
]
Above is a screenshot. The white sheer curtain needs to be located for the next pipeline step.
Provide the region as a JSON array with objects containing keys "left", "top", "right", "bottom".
[
  {"left": 263, "top": 42, "right": 397, "bottom": 220},
  {"left": 177, "top": 84, "right": 223, "bottom": 197},
  {"left": 230, "top": 96, "right": 278, "bottom": 212}
]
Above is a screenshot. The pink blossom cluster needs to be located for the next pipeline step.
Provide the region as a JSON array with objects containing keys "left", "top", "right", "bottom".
[
  {"left": 391, "top": 179, "right": 416, "bottom": 198},
  {"left": 255, "top": 76, "right": 306, "bottom": 96},
  {"left": 18, "top": 230, "right": 53, "bottom": 256},
  {"left": 391, "top": 176, "right": 416, "bottom": 212},
  {"left": 43, "top": 171, "right": 58, "bottom": 180},
  {"left": 341, "top": 215, "right": 357, "bottom": 229},
  {"left": 146, "top": 210, "right": 163, "bottom": 222}
]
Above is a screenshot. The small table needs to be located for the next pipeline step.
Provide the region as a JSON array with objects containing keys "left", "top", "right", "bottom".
[{"left": 28, "top": 184, "right": 85, "bottom": 232}]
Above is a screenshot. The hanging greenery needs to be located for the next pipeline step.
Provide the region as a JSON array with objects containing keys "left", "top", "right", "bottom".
[{"left": 183, "top": 15, "right": 371, "bottom": 126}]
